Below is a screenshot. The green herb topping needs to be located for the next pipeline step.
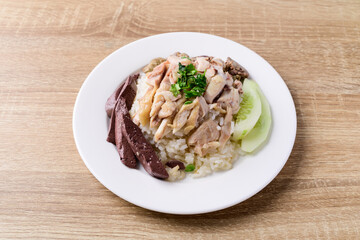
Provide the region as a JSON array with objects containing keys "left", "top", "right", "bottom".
[
  {"left": 184, "top": 164, "right": 195, "bottom": 172},
  {"left": 184, "top": 100, "right": 193, "bottom": 105},
  {"left": 170, "top": 63, "right": 207, "bottom": 100}
]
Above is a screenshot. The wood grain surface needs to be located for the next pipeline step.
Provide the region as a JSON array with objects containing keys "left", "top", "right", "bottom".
[{"left": 0, "top": 0, "right": 359, "bottom": 239}]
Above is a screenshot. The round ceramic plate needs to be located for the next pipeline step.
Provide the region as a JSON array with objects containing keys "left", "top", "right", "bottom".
[{"left": 73, "top": 32, "right": 297, "bottom": 214}]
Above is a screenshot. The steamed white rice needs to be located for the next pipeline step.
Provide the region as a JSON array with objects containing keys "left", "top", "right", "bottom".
[{"left": 130, "top": 73, "right": 242, "bottom": 181}]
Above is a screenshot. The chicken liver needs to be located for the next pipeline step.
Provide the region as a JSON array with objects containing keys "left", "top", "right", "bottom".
[
  {"left": 120, "top": 112, "right": 169, "bottom": 179},
  {"left": 105, "top": 73, "right": 139, "bottom": 118}
]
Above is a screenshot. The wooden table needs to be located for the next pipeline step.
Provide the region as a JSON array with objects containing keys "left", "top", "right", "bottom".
[{"left": 1, "top": 0, "right": 359, "bottom": 239}]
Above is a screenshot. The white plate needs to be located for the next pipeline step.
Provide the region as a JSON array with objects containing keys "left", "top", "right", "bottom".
[{"left": 73, "top": 32, "right": 297, "bottom": 214}]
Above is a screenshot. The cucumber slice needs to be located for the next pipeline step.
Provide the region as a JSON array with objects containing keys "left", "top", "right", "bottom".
[
  {"left": 241, "top": 82, "right": 272, "bottom": 152},
  {"left": 232, "top": 79, "right": 262, "bottom": 140}
]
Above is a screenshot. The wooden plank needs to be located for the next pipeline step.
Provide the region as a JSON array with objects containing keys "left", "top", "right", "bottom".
[{"left": 0, "top": 0, "right": 359, "bottom": 239}]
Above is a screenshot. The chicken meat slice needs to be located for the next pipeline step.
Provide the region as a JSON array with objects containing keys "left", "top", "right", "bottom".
[
  {"left": 150, "top": 91, "right": 179, "bottom": 118},
  {"left": 198, "top": 96, "right": 209, "bottom": 118},
  {"left": 171, "top": 98, "right": 198, "bottom": 133},
  {"left": 219, "top": 106, "right": 233, "bottom": 150},
  {"left": 158, "top": 101, "right": 177, "bottom": 119},
  {"left": 167, "top": 53, "right": 191, "bottom": 67},
  {"left": 169, "top": 66, "right": 179, "bottom": 84},
  {"left": 204, "top": 74, "right": 226, "bottom": 103},
  {"left": 217, "top": 87, "right": 241, "bottom": 114},
  {"left": 154, "top": 98, "right": 185, "bottom": 141},
  {"left": 142, "top": 57, "right": 166, "bottom": 73},
  {"left": 137, "top": 62, "right": 167, "bottom": 126},
  {"left": 149, "top": 66, "right": 178, "bottom": 127},
  {"left": 183, "top": 105, "right": 200, "bottom": 135},
  {"left": 157, "top": 91, "right": 181, "bottom": 119},
  {"left": 154, "top": 118, "right": 171, "bottom": 142},
  {"left": 209, "top": 103, "right": 227, "bottom": 114},
  {"left": 205, "top": 67, "right": 216, "bottom": 80},
  {"left": 138, "top": 86, "right": 157, "bottom": 126},
  {"left": 146, "top": 61, "right": 167, "bottom": 87},
  {"left": 157, "top": 67, "right": 173, "bottom": 91},
  {"left": 194, "top": 56, "right": 210, "bottom": 72},
  {"left": 194, "top": 141, "right": 220, "bottom": 156},
  {"left": 149, "top": 68, "right": 172, "bottom": 116},
  {"left": 211, "top": 58, "right": 224, "bottom": 67},
  {"left": 188, "top": 119, "right": 220, "bottom": 147}
]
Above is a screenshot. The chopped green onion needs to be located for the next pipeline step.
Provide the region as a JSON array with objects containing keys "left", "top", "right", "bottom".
[
  {"left": 185, "top": 164, "right": 195, "bottom": 172},
  {"left": 170, "top": 83, "right": 181, "bottom": 97},
  {"left": 170, "top": 63, "right": 207, "bottom": 100}
]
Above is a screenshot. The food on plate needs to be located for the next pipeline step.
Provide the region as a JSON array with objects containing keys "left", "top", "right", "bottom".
[
  {"left": 232, "top": 79, "right": 262, "bottom": 140},
  {"left": 240, "top": 81, "right": 272, "bottom": 153},
  {"left": 105, "top": 52, "right": 272, "bottom": 181}
]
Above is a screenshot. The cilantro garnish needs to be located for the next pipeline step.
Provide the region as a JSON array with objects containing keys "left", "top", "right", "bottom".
[
  {"left": 170, "top": 83, "right": 180, "bottom": 97},
  {"left": 184, "top": 100, "right": 193, "bottom": 105},
  {"left": 170, "top": 63, "right": 207, "bottom": 100}
]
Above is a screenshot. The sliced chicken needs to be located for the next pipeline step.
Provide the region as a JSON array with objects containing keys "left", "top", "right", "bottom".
[
  {"left": 138, "top": 86, "right": 157, "bottom": 126},
  {"left": 150, "top": 95, "right": 165, "bottom": 119},
  {"left": 205, "top": 67, "right": 216, "bottom": 80},
  {"left": 179, "top": 57, "right": 192, "bottom": 66},
  {"left": 217, "top": 87, "right": 241, "bottom": 114},
  {"left": 149, "top": 68, "right": 173, "bottom": 120},
  {"left": 209, "top": 103, "right": 227, "bottom": 114},
  {"left": 169, "top": 65, "right": 179, "bottom": 84},
  {"left": 175, "top": 97, "right": 186, "bottom": 109},
  {"left": 176, "top": 52, "right": 189, "bottom": 58},
  {"left": 204, "top": 74, "right": 226, "bottom": 103},
  {"left": 171, "top": 99, "right": 198, "bottom": 133},
  {"left": 151, "top": 91, "right": 175, "bottom": 117},
  {"left": 137, "top": 62, "right": 167, "bottom": 126},
  {"left": 150, "top": 91, "right": 181, "bottom": 127},
  {"left": 157, "top": 91, "right": 181, "bottom": 119},
  {"left": 150, "top": 115, "right": 162, "bottom": 128},
  {"left": 195, "top": 56, "right": 210, "bottom": 72},
  {"left": 154, "top": 118, "right": 171, "bottom": 142},
  {"left": 142, "top": 57, "right": 166, "bottom": 73},
  {"left": 194, "top": 141, "right": 220, "bottom": 156},
  {"left": 188, "top": 119, "right": 220, "bottom": 146},
  {"left": 183, "top": 105, "right": 200, "bottom": 135},
  {"left": 219, "top": 106, "right": 233, "bottom": 150},
  {"left": 198, "top": 96, "right": 209, "bottom": 118},
  {"left": 211, "top": 58, "right": 224, "bottom": 67},
  {"left": 146, "top": 61, "right": 167, "bottom": 87},
  {"left": 158, "top": 67, "right": 173, "bottom": 91},
  {"left": 168, "top": 53, "right": 191, "bottom": 66},
  {"left": 158, "top": 101, "right": 177, "bottom": 119}
]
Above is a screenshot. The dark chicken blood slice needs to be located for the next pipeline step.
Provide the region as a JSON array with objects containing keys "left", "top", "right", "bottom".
[
  {"left": 113, "top": 98, "right": 137, "bottom": 168},
  {"left": 120, "top": 112, "right": 169, "bottom": 179},
  {"left": 106, "top": 104, "right": 117, "bottom": 144},
  {"left": 106, "top": 73, "right": 139, "bottom": 143},
  {"left": 105, "top": 84, "right": 123, "bottom": 118},
  {"left": 166, "top": 160, "right": 185, "bottom": 170},
  {"left": 105, "top": 73, "right": 139, "bottom": 118}
]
